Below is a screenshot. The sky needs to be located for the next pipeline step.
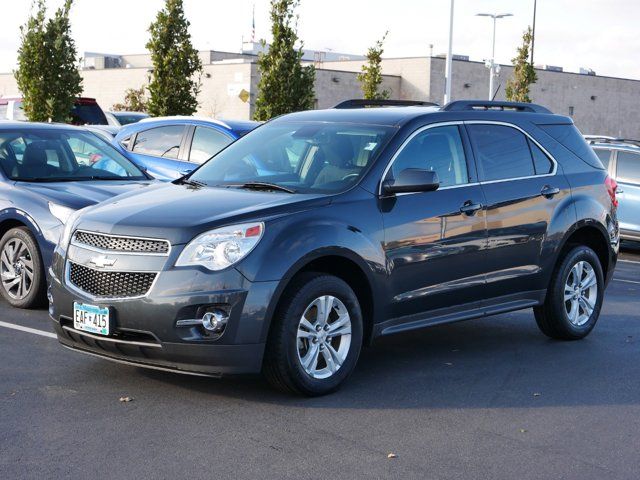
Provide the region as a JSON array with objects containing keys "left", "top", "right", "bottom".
[{"left": 2, "top": 0, "right": 640, "bottom": 79}]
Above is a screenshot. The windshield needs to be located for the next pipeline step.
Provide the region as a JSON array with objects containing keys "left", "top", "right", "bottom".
[
  {"left": 0, "top": 128, "right": 147, "bottom": 182},
  {"left": 189, "top": 121, "right": 396, "bottom": 193}
]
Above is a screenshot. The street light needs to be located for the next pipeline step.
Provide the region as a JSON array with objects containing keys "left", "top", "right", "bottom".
[{"left": 476, "top": 12, "right": 513, "bottom": 100}]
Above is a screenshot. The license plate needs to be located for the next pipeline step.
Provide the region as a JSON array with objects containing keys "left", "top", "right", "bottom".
[{"left": 73, "top": 302, "right": 110, "bottom": 336}]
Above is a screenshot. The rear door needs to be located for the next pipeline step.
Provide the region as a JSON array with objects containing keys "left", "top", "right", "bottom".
[
  {"left": 128, "top": 125, "right": 192, "bottom": 179},
  {"left": 466, "top": 121, "right": 571, "bottom": 299},
  {"left": 614, "top": 150, "right": 640, "bottom": 238}
]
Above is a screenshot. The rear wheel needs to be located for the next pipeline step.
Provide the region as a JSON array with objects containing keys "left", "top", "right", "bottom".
[
  {"left": 534, "top": 246, "right": 604, "bottom": 340},
  {"left": 0, "top": 227, "right": 46, "bottom": 309},
  {"left": 263, "top": 273, "right": 363, "bottom": 396}
]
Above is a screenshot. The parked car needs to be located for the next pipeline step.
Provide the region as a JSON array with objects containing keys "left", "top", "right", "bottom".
[
  {"left": 0, "top": 97, "right": 109, "bottom": 125},
  {"left": 586, "top": 136, "right": 640, "bottom": 241},
  {"left": 0, "top": 122, "right": 154, "bottom": 309},
  {"left": 114, "top": 116, "right": 260, "bottom": 180},
  {"left": 50, "top": 100, "right": 619, "bottom": 396},
  {"left": 106, "top": 111, "right": 149, "bottom": 127}
]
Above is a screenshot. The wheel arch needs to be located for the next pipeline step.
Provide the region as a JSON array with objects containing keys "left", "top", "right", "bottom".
[{"left": 555, "top": 221, "right": 613, "bottom": 280}]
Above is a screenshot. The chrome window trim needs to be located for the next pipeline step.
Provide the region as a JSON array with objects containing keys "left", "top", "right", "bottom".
[
  {"left": 378, "top": 120, "right": 560, "bottom": 196},
  {"left": 72, "top": 229, "right": 171, "bottom": 257}
]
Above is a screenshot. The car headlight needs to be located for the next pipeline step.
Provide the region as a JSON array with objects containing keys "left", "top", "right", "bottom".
[
  {"left": 48, "top": 202, "right": 76, "bottom": 224},
  {"left": 175, "top": 222, "right": 264, "bottom": 271},
  {"left": 59, "top": 207, "right": 91, "bottom": 251}
]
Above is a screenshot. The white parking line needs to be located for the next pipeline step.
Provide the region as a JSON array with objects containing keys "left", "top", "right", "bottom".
[
  {"left": 0, "top": 320, "right": 56, "bottom": 339},
  {"left": 620, "top": 259, "right": 640, "bottom": 266},
  {"left": 614, "top": 278, "right": 640, "bottom": 286}
]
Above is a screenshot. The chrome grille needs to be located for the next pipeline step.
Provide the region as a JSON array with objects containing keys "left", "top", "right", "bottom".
[
  {"left": 73, "top": 231, "right": 170, "bottom": 254},
  {"left": 68, "top": 262, "right": 156, "bottom": 298}
]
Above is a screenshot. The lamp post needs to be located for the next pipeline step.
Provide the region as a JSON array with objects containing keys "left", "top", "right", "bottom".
[
  {"left": 444, "top": 0, "right": 455, "bottom": 104},
  {"left": 476, "top": 12, "right": 513, "bottom": 100}
]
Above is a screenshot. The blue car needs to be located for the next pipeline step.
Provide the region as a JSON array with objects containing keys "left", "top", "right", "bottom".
[
  {"left": 0, "top": 122, "right": 155, "bottom": 309},
  {"left": 587, "top": 136, "right": 640, "bottom": 241},
  {"left": 114, "top": 116, "right": 260, "bottom": 180}
]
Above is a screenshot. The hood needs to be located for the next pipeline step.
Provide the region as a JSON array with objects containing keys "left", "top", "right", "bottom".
[
  {"left": 74, "top": 183, "right": 331, "bottom": 245},
  {"left": 23, "top": 180, "right": 156, "bottom": 210},
  {"left": 21, "top": 180, "right": 155, "bottom": 210}
]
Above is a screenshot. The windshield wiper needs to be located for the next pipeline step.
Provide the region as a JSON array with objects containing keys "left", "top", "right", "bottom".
[
  {"left": 174, "top": 177, "right": 206, "bottom": 187},
  {"left": 15, "top": 177, "right": 76, "bottom": 183},
  {"left": 231, "top": 182, "right": 297, "bottom": 194}
]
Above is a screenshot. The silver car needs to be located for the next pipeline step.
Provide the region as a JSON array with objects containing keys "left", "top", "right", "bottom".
[{"left": 587, "top": 136, "right": 640, "bottom": 241}]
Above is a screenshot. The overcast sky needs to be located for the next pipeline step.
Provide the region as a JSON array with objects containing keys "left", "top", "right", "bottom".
[{"left": 2, "top": 0, "right": 639, "bottom": 79}]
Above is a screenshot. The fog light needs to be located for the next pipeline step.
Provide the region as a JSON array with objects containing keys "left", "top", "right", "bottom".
[{"left": 201, "top": 310, "right": 228, "bottom": 332}]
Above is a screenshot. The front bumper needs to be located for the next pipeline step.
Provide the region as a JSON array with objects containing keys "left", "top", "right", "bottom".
[{"left": 49, "top": 265, "right": 278, "bottom": 376}]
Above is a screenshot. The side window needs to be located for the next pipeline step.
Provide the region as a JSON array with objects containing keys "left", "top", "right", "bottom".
[
  {"left": 188, "top": 127, "right": 233, "bottom": 164},
  {"left": 593, "top": 149, "right": 611, "bottom": 169},
  {"left": 616, "top": 151, "right": 640, "bottom": 185},
  {"left": 132, "top": 125, "right": 184, "bottom": 159},
  {"left": 529, "top": 140, "right": 554, "bottom": 175},
  {"left": 391, "top": 125, "right": 469, "bottom": 187},
  {"left": 468, "top": 124, "right": 535, "bottom": 181}
]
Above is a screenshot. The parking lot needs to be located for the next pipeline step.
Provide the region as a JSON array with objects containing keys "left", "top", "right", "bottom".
[{"left": 0, "top": 244, "right": 638, "bottom": 479}]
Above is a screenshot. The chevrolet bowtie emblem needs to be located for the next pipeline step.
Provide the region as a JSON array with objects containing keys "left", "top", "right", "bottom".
[{"left": 88, "top": 255, "right": 117, "bottom": 268}]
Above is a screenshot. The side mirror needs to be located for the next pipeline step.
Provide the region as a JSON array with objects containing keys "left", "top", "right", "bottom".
[{"left": 382, "top": 168, "right": 440, "bottom": 195}]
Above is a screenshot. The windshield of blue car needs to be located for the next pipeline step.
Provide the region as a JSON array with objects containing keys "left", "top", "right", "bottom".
[
  {"left": 189, "top": 121, "right": 396, "bottom": 193},
  {"left": 0, "top": 128, "right": 147, "bottom": 182}
]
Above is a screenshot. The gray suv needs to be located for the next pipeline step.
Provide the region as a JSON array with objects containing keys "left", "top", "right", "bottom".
[{"left": 587, "top": 136, "right": 640, "bottom": 241}]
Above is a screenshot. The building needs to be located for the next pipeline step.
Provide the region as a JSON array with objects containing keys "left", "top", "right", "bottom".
[{"left": 1, "top": 45, "right": 639, "bottom": 138}]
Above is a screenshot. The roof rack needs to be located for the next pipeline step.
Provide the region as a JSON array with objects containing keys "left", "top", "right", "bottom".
[
  {"left": 584, "top": 135, "right": 640, "bottom": 148},
  {"left": 442, "top": 100, "right": 552, "bottom": 114},
  {"left": 333, "top": 99, "right": 439, "bottom": 109}
]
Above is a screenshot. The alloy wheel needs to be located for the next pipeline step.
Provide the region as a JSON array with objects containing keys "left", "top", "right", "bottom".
[
  {"left": 564, "top": 260, "right": 598, "bottom": 327},
  {"left": 0, "top": 238, "right": 34, "bottom": 300},
  {"left": 296, "top": 295, "right": 352, "bottom": 380}
]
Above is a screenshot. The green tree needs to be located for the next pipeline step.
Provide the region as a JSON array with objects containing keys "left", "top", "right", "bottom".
[
  {"left": 254, "top": 0, "right": 315, "bottom": 121},
  {"left": 505, "top": 26, "right": 537, "bottom": 103},
  {"left": 357, "top": 32, "right": 391, "bottom": 100},
  {"left": 14, "top": 0, "right": 83, "bottom": 122},
  {"left": 112, "top": 86, "right": 148, "bottom": 112},
  {"left": 146, "top": 0, "right": 202, "bottom": 116}
]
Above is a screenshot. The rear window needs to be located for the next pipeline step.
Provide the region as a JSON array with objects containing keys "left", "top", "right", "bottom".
[
  {"left": 593, "top": 148, "right": 612, "bottom": 169},
  {"left": 539, "top": 124, "right": 605, "bottom": 169},
  {"left": 71, "top": 103, "right": 108, "bottom": 125}
]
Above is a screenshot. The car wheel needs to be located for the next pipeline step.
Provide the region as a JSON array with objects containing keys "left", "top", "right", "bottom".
[
  {"left": 534, "top": 246, "right": 604, "bottom": 340},
  {"left": 263, "top": 273, "right": 363, "bottom": 396},
  {"left": 0, "top": 227, "right": 46, "bottom": 309}
]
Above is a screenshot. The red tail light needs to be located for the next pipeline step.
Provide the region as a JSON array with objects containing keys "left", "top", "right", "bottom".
[{"left": 605, "top": 175, "right": 618, "bottom": 207}]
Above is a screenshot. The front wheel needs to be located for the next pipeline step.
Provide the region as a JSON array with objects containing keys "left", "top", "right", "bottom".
[
  {"left": 0, "top": 227, "right": 46, "bottom": 309},
  {"left": 534, "top": 246, "right": 604, "bottom": 340},
  {"left": 263, "top": 273, "right": 363, "bottom": 396}
]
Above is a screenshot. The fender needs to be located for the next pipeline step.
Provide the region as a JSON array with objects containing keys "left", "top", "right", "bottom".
[{"left": 0, "top": 207, "right": 56, "bottom": 268}]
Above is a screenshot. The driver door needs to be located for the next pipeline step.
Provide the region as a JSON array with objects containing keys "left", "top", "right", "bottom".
[{"left": 380, "top": 123, "right": 489, "bottom": 319}]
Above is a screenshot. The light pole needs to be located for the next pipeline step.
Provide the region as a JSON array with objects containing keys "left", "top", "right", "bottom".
[
  {"left": 476, "top": 12, "right": 513, "bottom": 100},
  {"left": 444, "top": 0, "right": 455, "bottom": 104}
]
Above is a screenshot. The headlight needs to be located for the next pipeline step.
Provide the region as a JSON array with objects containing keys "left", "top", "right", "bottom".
[
  {"left": 59, "top": 207, "right": 90, "bottom": 250},
  {"left": 175, "top": 222, "right": 264, "bottom": 271},
  {"left": 48, "top": 202, "right": 76, "bottom": 224}
]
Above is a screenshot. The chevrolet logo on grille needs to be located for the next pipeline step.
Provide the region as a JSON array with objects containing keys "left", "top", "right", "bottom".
[{"left": 88, "top": 255, "right": 117, "bottom": 269}]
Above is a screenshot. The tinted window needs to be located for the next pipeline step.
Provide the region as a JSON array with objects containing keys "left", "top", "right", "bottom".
[
  {"left": 593, "top": 149, "right": 611, "bottom": 169},
  {"left": 189, "top": 121, "right": 395, "bottom": 193},
  {"left": 70, "top": 103, "right": 108, "bottom": 125},
  {"left": 616, "top": 151, "right": 640, "bottom": 184},
  {"left": 132, "top": 125, "right": 184, "bottom": 159},
  {"left": 391, "top": 125, "right": 468, "bottom": 187},
  {"left": 189, "top": 127, "right": 233, "bottom": 164},
  {"left": 468, "top": 124, "right": 534, "bottom": 181},
  {"left": 0, "top": 129, "right": 145, "bottom": 181},
  {"left": 529, "top": 140, "right": 554, "bottom": 175},
  {"left": 112, "top": 113, "right": 148, "bottom": 125},
  {"left": 539, "top": 124, "right": 605, "bottom": 169}
]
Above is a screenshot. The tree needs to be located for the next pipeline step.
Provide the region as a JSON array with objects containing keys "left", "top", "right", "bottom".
[
  {"left": 146, "top": 0, "right": 202, "bottom": 116},
  {"left": 357, "top": 32, "right": 391, "bottom": 100},
  {"left": 254, "top": 0, "right": 315, "bottom": 121},
  {"left": 14, "top": 0, "right": 83, "bottom": 122},
  {"left": 112, "top": 87, "right": 148, "bottom": 112},
  {"left": 505, "top": 27, "right": 537, "bottom": 103}
]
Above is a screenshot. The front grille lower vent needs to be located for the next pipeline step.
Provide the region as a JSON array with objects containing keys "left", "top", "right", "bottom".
[
  {"left": 68, "top": 262, "right": 156, "bottom": 298},
  {"left": 73, "top": 231, "right": 170, "bottom": 254}
]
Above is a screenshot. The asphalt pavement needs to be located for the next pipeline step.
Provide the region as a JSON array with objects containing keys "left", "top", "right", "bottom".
[{"left": 1, "top": 243, "right": 639, "bottom": 480}]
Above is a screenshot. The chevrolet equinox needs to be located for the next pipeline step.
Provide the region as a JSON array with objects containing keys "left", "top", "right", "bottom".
[{"left": 49, "top": 100, "right": 619, "bottom": 396}]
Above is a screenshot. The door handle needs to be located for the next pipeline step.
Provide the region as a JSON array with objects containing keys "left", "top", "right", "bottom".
[
  {"left": 617, "top": 189, "right": 625, "bottom": 194},
  {"left": 540, "top": 185, "right": 560, "bottom": 198},
  {"left": 460, "top": 201, "right": 482, "bottom": 216}
]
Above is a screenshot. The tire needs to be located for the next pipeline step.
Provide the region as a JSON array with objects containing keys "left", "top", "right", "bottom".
[
  {"left": 534, "top": 246, "right": 604, "bottom": 340},
  {"left": 0, "top": 227, "right": 46, "bottom": 309},
  {"left": 263, "top": 273, "right": 363, "bottom": 396}
]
